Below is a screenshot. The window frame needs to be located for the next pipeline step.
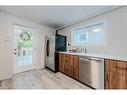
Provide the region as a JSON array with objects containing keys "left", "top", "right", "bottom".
[{"left": 71, "top": 20, "right": 107, "bottom": 46}]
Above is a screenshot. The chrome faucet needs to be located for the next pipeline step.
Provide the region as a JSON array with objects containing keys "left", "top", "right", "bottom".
[
  {"left": 76, "top": 47, "right": 87, "bottom": 53},
  {"left": 85, "top": 47, "right": 87, "bottom": 53},
  {"left": 82, "top": 47, "right": 86, "bottom": 53}
]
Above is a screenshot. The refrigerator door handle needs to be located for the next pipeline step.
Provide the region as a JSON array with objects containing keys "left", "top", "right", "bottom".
[{"left": 46, "top": 40, "right": 49, "bottom": 57}]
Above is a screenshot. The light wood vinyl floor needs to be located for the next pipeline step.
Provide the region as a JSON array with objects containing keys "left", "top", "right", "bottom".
[{"left": 0, "top": 69, "right": 91, "bottom": 89}]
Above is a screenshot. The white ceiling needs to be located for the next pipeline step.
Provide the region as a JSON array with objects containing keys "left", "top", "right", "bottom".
[{"left": 0, "top": 6, "right": 119, "bottom": 29}]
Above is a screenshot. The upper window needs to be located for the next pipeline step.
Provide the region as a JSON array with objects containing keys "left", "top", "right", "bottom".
[{"left": 71, "top": 20, "right": 106, "bottom": 46}]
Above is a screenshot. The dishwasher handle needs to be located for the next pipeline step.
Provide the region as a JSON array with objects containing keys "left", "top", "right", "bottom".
[
  {"left": 90, "top": 58, "right": 104, "bottom": 61},
  {"left": 80, "top": 58, "right": 90, "bottom": 62}
]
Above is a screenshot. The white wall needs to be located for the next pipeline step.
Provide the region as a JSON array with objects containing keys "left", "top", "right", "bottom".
[
  {"left": 58, "top": 7, "right": 127, "bottom": 56},
  {"left": 0, "top": 12, "right": 13, "bottom": 81},
  {"left": 0, "top": 11, "right": 55, "bottom": 81}
]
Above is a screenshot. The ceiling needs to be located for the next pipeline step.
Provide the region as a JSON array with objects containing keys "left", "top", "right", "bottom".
[{"left": 0, "top": 6, "right": 119, "bottom": 29}]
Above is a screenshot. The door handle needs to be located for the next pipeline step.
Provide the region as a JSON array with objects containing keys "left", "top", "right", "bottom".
[
  {"left": 14, "top": 51, "right": 17, "bottom": 54},
  {"left": 106, "top": 73, "right": 109, "bottom": 82},
  {"left": 14, "top": 52, "right": 17, "bottom": 54},
  {"left": 14, "top": 49, "right": 17, "bottom": 54},
  {"left": 46, "top": 40, "right": 49, "bottom": 57}
]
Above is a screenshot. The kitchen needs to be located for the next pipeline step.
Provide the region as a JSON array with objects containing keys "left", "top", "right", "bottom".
[
  {"left": 45, "top": 6, "right": 127, "bottom": 89},
  {"left": 0, "top": 6, "right": 127, "bottom": 89}
]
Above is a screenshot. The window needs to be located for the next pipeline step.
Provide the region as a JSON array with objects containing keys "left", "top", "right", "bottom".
[{"left": 72, "top": 20, "right": 106, "bottom": 46}]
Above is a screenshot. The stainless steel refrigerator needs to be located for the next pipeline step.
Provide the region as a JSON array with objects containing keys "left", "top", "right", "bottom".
[{"left": 45, "top": 34, "right": 66, "bottom": 72}]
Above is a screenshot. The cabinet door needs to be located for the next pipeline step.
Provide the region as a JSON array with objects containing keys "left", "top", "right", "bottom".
[
  {"left": 105, "top": 71, "right": 127, "bottom": 89},
  {"left": 59, "top": 54, "right": 64, "bottom": 73},
  {"left": 105, "top": 59, "right": 127, "bottom": 89},
  {"left": 59, "top": 53, "right": 79, "bottom": 80},
  {"left": 64, "top": 61, "right": 69, "bottom": 75},
  {"left": 105, "top": 69, "right": 110, "bottom": 89},
  {"left": 68, "top": 55, "right": 74, "bottom": 77},
  {"left": 73, "top": 55, "right": 79, "bottom": 80},
  {"left": 63, "top": 54, "right": 73, "bottom": 76}
]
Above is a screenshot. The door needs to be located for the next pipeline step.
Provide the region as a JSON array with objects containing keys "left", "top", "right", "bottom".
[
  {"left": 67, "top": 55, "right": 73, "bottom": 77},
  {"left": 105, "top": 59, "right": 127, "bottom": 89},
  {"left": 73, "top": 55, "right": 79, "bottom": 80},
  {"left": 14, "top": 25, "right": 36, "bottom": 74},
  {"left": 45, "top": 36, "right": 55, "bottom": 71},
  {"left": 59, "top": 53, "right": 64, "bottom": 73}
]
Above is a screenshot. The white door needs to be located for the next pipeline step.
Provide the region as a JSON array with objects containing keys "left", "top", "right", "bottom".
[{"left": 13, "top": 25, "right": 36, "bottom": 74}]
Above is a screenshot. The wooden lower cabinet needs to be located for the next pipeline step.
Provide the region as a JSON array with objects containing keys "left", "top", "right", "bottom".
[
  {"left": 60, "top": 54, "right": 127, "bottom": 89},
  {"left": 105, "top": 59, "right": 127, "bottom": 89},
  {"left": 73, "top": 55, "right": 79, "bottom": 80},
  {"left": 59, "top": 54, "right": 64, "bottom": 73},
  {"left": 59, "top": 53, "right": 79, "bottom": 80},
  {"left": 66, "top": 55, "right": 73, "bottom": 77}
]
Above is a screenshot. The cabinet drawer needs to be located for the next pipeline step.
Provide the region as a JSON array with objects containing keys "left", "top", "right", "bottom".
[
  {"left": 63, "top": 54, "right": 73, "bottom": 64},
  {"left": 105, "top": 60, "right": 127, "bottom": 74}
]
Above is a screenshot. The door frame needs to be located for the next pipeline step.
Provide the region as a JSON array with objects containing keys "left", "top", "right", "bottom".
[{"left": 13, "top": 24, "right": 36, "bottom": 74}]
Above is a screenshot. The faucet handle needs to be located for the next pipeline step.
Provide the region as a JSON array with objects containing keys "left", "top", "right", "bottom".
[{"left": 85, "top": 47, "right": 87, "bottom": 53}]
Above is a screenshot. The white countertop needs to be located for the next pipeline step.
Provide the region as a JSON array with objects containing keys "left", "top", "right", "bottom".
[{"left": 59, "top": 52, "right": 127, "bottom": 61}]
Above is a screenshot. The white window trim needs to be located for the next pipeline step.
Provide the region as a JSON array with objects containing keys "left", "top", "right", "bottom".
[{"left": 71, "top": 19, "right": 107, "bottom": 46}]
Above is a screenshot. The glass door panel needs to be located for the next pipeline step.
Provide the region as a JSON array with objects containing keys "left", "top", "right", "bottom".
[{"left": 14, "top": 25, "right": 35, "bottom": 74}]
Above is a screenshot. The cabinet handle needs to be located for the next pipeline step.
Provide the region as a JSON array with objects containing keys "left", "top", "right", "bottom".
[
  {"left": 106, "top": 73, "right": 108, "bottom": 82},
  {"left": 115, "top": 66, "right": 127, "bottom": 70},
  {"left": 65, "top": 60, "right": 68, "bottom": 62},
  {"left": 65, "top": 68, "right": 69, "bottom": 71}
]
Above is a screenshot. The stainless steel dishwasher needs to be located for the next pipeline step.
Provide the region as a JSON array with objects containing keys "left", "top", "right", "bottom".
[{"left": 79, "top": 56, "right": 104, "bottom": 89}]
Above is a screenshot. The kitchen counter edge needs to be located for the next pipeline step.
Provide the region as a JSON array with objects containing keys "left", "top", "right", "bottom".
[{"left": 58, "top": 52, "right": 127, "bottom": 62}]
